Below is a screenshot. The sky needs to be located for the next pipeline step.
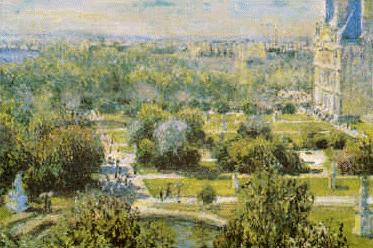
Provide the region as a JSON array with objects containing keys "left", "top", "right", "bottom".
[{"left": 0, "top": 0, "right": 325, "bottom": 40}]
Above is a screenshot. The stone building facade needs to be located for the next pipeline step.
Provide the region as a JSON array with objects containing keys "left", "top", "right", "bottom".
[{"left": 314, "top": 0, "right": 373, "bottom": 122}]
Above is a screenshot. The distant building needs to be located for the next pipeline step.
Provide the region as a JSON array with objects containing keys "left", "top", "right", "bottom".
[{"left": 313, "top": 0, "right": 373, "bottom": 122}]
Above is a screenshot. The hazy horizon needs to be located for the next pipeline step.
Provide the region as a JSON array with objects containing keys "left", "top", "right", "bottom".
[{"left": 0, "top": 0, "right": 325, "bottom": 40}]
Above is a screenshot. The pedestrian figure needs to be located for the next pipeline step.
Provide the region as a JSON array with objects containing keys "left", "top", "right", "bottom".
[
  {"left": 44, "top": 194, "right": 48, "bottom": 214},
  {"left": 47, "top": 197, "right": 52, "bottom": 213},
  {"left": 124, "top": 175, "right": 128, "bottom": 186},
  {"left": 165, "top": 183, "right": 172, "bottom": 199},
  {"left": 159, "top": 189, "right": 164, "bottom": 202}
]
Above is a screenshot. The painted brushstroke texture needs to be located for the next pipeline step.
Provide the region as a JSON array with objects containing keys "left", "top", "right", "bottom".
[{"left": 0, "top": 0, "right": 324, "bottom": 39}]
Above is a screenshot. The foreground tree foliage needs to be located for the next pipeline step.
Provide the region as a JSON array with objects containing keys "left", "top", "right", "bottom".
[
  {"left": 0, "top": 102, "right": 31, "bottom": 196},
  {"left": 213, "top": 169, "right": 348, "bottom": 248},
  {"left": 45, "top": 194, "right": 175, "bottom": 248},
  {"left": 215, "top": 137, "right": 304, "bottom": 174},
  {"left": 24, "top": 125, "right": 104, "bottom": 198},
  {"left": 1, "top": 195, "right": 175, "bottom": 248},
  {"left": 339, "top": 139, "right": 373, "bottom": 175}
]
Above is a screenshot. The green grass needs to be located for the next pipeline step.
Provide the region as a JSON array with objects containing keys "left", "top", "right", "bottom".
[
  {"left": 144, "top": 177, "right": 373, "bottom": 197},
  {"left": 103, "top": 130, "right": 128, "bottom": 144},
  {"left": 272, "top": 122, "right": 333, "bottom": 133},
  {"left": 204, "top": 113, "right": 245, "bottom": 134},
  {"left": 144, "top": 178, "right": 235, "bottom": 197},
  {"left": 279, "top": 114, "right": 316, "bottom": 122},
  {"left": 353, "top": 122, "right": 373, "bottom": 139},
  {"left": 310, "top": 206, "right": 373, "bottom": 248},
  {"left": 0, "top": 206, "right": 13, "bottom": 225},
  {"left": 101, "top": 113, "right": 128, "bottom": 122},
  {"left": 297, "top": 177, "right": 360, "bottom": 196},
  {"left": 151, "top": 203, "right": 373, "bottom": 247},
  {"left": 138, "top": 167, "right": 161, "bottom": 175},
  {"left": 152, "top": 202, "right": 240, "bottom": 219}
]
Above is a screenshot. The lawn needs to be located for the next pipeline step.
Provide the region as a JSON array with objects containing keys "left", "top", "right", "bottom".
[
  {"left": 152, "top": 202, "right": 240, "bottom": 220},
  {"left": 0, "top": 206, "right": 12, "bottom": 225},
  {"left": 144, "top": 178, "right": 235, "bottom": 197},
  {"left": 144, "top": 177, "right": 373, "bottom": 197},
  {"left": 310, "top": 206, "right": 373, "bottom": 248},
  {"left": 275, "top": 114, "right": 316, "bottom": 122},
  {"left": 204, "top": 113, "right": 245, "bottom": 133},
  {"left": 353, "top": 122, "right": 373, "bottom": 139},
  {"left": 151, "top": 203, "right": 373, "bottom": 247}
]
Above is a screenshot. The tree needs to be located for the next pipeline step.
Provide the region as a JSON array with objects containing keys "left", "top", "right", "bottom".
[
  {"left": 24, "top": 125, "right": 104, "bottom": 198},
  {"left": 214, "top": 101, "right": 230, "bottom": 114},
  {"left": 137, "top": 138, "right": 156, "bottom": 167},
  {"left": 342, "top": 139, "right": 373, "bottom": 175},
  {"left": 197, "top": 185, "right": 216, "bottom": 205},
  {"left": 227, "top": 138, "right": 282, "bottom": 173},
  {"left": 176, "top": 107, "right": 206, "bottom": 144},
  {"left": 129, "top": 103, "right": 168, "bottom": 146},
  {"left": 281, "top": 102, "right": 297, "bottom": 114},
  {"left": 154, "top": 119, "right": 188, "bottom": 155},
  {"left": 237, "top": 116, "right": 272, "bottom": 140},
  {"left": 213, "top": 169, "right": 348, "bottom": 248},
  {"left": 0, "top": 105, "right": 30, "bottom": 196},
  {"left": 40, "top": 194, "right": 175, "bottom": 248},
  {"left": 242, "top": 101, "right": 257, "bottom": 115}
]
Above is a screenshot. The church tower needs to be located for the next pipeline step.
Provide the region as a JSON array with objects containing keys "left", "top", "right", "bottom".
[{"left": 314, "top": 0, "right": 373, "bottom": 122}]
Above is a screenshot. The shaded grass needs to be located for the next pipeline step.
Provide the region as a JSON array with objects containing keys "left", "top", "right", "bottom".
[
  {"left": 276, "top": 114, "right": 316, "bottom": 122},
  {"left": 0, "top": 206, "right": 13, "bottom": 225},
  {"left": 353, "top": 122, "right": 373, "bottom": 139},
  {"left": 152, "top": 203, "right": 240, "bottom": 220},
  {"left": 144, "top": 177, "right": 373, "bottom": 197},
  {"left": 144, "top": 178, "right": 235, "bottom": 197},
  {"left": 310, "top": 206, "right": 373, "bottom": 248}
]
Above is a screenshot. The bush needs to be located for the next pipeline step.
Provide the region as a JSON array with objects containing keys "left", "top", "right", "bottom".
[
  {"left": 314, "top": 135, "right": 329, "bottom": 149},
  {"left": 215, "top": 101, "right": 230, "bottom": 114},
  {"left": 197, "top": 185, "right": 217, "bottom": 205},
  {"left": 24, "top": 125, "right": 104, "bottom": 198},
  {"left": 43, "top": 194, "right": 175, "bottom": 247},
  {"left": 281, "top": 102, "right": 297, "bottom": 114},
  {"left": 137, "top": 138, "right": 155, "bottom": 167},
  {"left": 213, "top": 169, "right": 348, "bottom": 248},
  {"left": 242, "top": 101, "right": 257, "bottom": 115},
  {"left": 237, "top": 116, "right": 272, "bottom": 140}
]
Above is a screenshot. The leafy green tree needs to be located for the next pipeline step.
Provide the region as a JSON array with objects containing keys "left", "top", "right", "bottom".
[
  {"left": 137, "top": 221, "right": 175, "bottom": 248},
  {"left": 176, "top": 107, "right": 206, "bottom": 144},
  {"left": 214, "top": 141, "right": 235, "bottom": 172},
  {"left": 129, "top": 103, "right": 168, "bottom": 146},
  {"left": 44, "top": 194, "right": 175, "bottom": 248},
  {"left": 24, "top": 125, "right": 104, "bottom": 198},
  {"left": 281, "top": 102, "right": 297, "bottom": 114},
  {"left": 272, "top": 140, "right": 304, "bottom": 174},
  {"left": 0, "top": 104, "right": 30, "bottom": 195},
  {"left": 137, "top": 138, "right": 156, "bottom": 167},
  {"left": 214, "top": 101, "right": 230, "bottom": 114},
  {"left": 237, "top": 116, "right": 272, "bottom": 140},
  {"left": 213, "top": 169, "right": 348, "bottom": 248},
  {"left": 242, "top": 101, "right": 258, "bottom": 115},
  {"left": 197, "top": 185, "right": 216, "bottom": 205},
  {"left": 227, "top": 138, "right": 281, "bottom": 173},
  {"left": 342, "top": 139, "right": 373, "bottom": 175}
]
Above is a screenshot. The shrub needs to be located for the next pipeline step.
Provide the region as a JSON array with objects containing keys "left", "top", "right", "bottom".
[
  {"left": 24, "top": 125, "right": 104, "bottom": 198},
  {"left": 44, "top": 194, "right": 175, "bottom": 247},
  {"left": 137, "top": 138, "right": 155, "bottom": 167},
  {"left": 197, "top": 185, "right": 217, "bottom": 205},
  {"left": 281, "top": 102, "right": 297, "bottom": 114},
  {"left": 213, "top": 169, "right": 348, "bottom": 248}
]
